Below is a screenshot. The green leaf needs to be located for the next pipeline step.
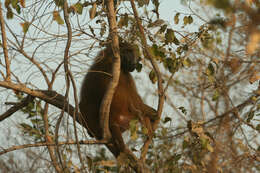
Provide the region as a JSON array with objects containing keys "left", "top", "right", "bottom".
[
  {"left": 130, "top": 119, "right": 138, "bottom": 140},
  {"left": 165, "top": 28, "right": 175, "bottom": 44},
  {"left": 20, "top": 123, "right": 32, "bottom": 131},
  {"left": 247, "top": 111, "right": 255, "bottom": 123},
  {"left": 136, "top": 62, "right": 142, "bottom": 72},
  {"left": 183, "top": 15, "right": 193, "bottom": 25},
  {"left": 74, "top": 2, "right": 83, "bottom": 14},
  {"left": 201, "top": 32, "right": 214, "bottom": 49},
  {"left": 163, "top": 57, "right": 178, "bottom": 73},
  {"left": 142, "top": 127, "right": 149, "bottom": 135},
  {"left": 201, "top": 137, "right": 208, "bottom": 148},
  {"left": 256, "top": 124, "right": 260, "bottom": 132},
  {"left": 161, "top": 127, "right": 168, "bottom": 136},
  {"left": 54, "top": 0, "right": 64, "bottom": 7},
  {"left": 137, "top": 0, "right": 149, "bottom": 7},
  {"left": 206, "top": 63, "right": 215, "bottom": 83},
  {"left": 206, "top": 63, "right": 215, "bottom": 76},
  {"left": 27, "top": 111, "right": 36, "bottom": 118},
  {"left": 210, "top": 0, "right": 232, "bottom": 12},
  {"left": 188, "top": 15, "right": 193, "bottom": 24},
  {"left": 20, "top": 22, "right": 30, "bottom": 33},
  {"left": 36, "top": 102, "right": 42, "bottom": 114},
  {"left": 118, "top": 13, "right": 129, "bottom": 28},
  {"left": 151, "top": 44, "right": 166, "bottom": 60},
  {"left": 100, "top": 22, "right": 106, "bottom": 37},
  {"left": 176, "top": 46, "right": 182, "bottom": 55},
  {"left": 183, "top": 16, "right": 189, "bottom": 25},
  {"left": 7, "top": 7, "right": 13, "bottom": 19},
  {"left": 182, "top": 58, "right": 191, "bottom": 67},
  {"left": 174, "top": 12, "right": 180, "bottom": 24},
  {"left": 148, "top": 19, "right": 164, "bottom": 28},
  {"left": 152, "top": 0, "right": 159, "bottom": 7},
  {"left": 205, "top": 62, "right": 216, "bottom": 83},
  {"left": 182, "top": 139, "right": 189, "bottom": 150},
  {"left": 15, "top": 4, "right": 21, "bottom": 14},
  {"left": 178, "top": 106, "right": 187, "bottom": 115},
  {"left": 149, "top": 70, "right": 157, "bottom": 84},
  {"left": 86, "top": 156, "right": 93, "bottom": 170},
  {"left": 11, "top": 0, "right": 18, "bottom": 9},
  {"left": 30, "top": 119, "right": 40, "bottom": 125},
  {"left": 173, "top": 154, "right": 182, "bottom": 162},
  {"left": 159, "top": 24, "right": 167, "bottom": 33},
  {"left": 53, "top": 11, "right": 64, "bottom": 25},
  {"left": 173, "top": 36, "right": 180, "bottom": 45},
  {"left": 207, "top": 143, "right": 214, "bottom": 152},
  {"left": 212, "top": 89, "right": 220, "bottom": 101},
  {"left": 27, "top": 101, "right": 35, "bottom": 110},
  {"left": 163, "top": 117, "right": 171, "bottom": 124}
]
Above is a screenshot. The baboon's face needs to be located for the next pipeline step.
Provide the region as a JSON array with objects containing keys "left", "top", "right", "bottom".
[{"left": 120, "top": 42, "right": 140, "bottom": 72}]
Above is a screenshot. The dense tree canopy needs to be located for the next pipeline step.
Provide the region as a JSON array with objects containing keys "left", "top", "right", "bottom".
[{"left": 0, "top": 0, "right": 259, "bottom": 172}]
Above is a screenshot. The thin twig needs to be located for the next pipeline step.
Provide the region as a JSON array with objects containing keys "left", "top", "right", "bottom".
[
  {"left": 42, "top": 103, "right": 62, "bottom": 173},
  {"left": 168, "top": 94, "right": 258, "bottom": 139},
  {"left": 62, "top": 0, "right": 85, "bottom": 170},
  {"left": 0, "top": 140, "right": 107, "bottom": 156}
]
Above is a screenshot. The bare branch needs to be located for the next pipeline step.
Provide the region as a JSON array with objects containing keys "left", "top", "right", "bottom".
[
  {"left": 130, "top": 0, "right": 165, "bottom": 161},
  {"left": 169, "top": 94, "right": 259, "bottom": 139},
  {"left": 42, "top": 102, "right": 62, "bottom": 173},
  {"left": 0, "top": 3, "right": 11, "bottom": 81},
  {"left": 62, "top": 1, "right": 85, "bottom": 169},
  {"left": 0, "top": 140, "right": 107, "bottom": 156}
]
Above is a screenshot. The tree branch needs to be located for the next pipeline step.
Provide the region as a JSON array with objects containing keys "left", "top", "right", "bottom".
[
  {"left": 130, "top": 0, "right": 165, "bottom": 161},
  {"left": 169, "top": 94, "right": 259, "bottom": 138},
  {"left": 0, "top": 140, "right": 107, "bottom": 156},
  {"left": 0, "top": 95, "right": 34, "bottom": 121},
  {"left": 0, "top": 3, "right": 11, "bottom": 81},
  {"left": 62, "top": 0, "right": 85, "bottom": 169},
  {"left": 100, "top": 0, "right": 121, "bottom": 140},
  {"left": 0, "top": 81, "right": 89, "bottom": 128}
]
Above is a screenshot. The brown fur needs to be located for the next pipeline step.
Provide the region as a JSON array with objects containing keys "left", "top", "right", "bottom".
[{"left": 79, "top": 41, "right": 157, "bottom": 157}]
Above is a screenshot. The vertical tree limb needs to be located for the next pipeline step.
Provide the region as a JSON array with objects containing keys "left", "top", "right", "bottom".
[
  {"left": 0, "top": 3, "right": 11, "bottom": 81},
  {"left": 42, "top": 103, "right": 62, "bottom": 173},
  {"left": 103, "top": 1, "right": 153, "bottom": 172},
  {"left": 100, "top": 0, "right": 121, "bottom": 140},
  {"left": 62, "top": 0, "right": 85, "bottom": 170},
  {"left": 130, "top": 0, "right": 165, "bottom": 161}
]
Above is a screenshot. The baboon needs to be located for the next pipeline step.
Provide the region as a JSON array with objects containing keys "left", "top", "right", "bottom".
[{"left": 79, "top": 40, "right": 157, "bottom": 157}]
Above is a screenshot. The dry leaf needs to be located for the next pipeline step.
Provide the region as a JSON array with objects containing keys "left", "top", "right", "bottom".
[
  {"left": 246, "top": 0, "right": 255, "bottom": 6},
  {"left": 53, "top": 11, "right": 64, "bottom": 25},
  {"left": 20, "top": 22, "right": 30, "bottom": 33},
  {"left": 255, "top": 89, "right": 260, "bottom": 96},
  {"left": 247, "top": 30, "right": 260, "bottom": 54},
  {"left": 229, "top": 58, "right": 241, "bottom": 73},
  {"left": 249, "top": 71, "right": 260, "bottom": 84},
  {"left": 20, "top": 0, "right": 25, "bottom": 8},
  {"left": 89, "top": 3, "right": 97, "bottom": 19}
]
